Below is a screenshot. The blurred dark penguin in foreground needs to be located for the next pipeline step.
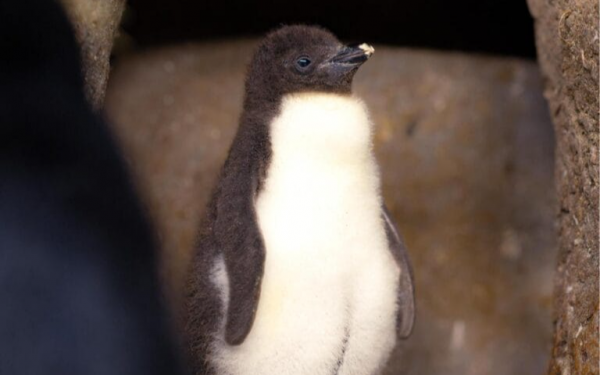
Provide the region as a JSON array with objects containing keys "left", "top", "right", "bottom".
[
  {"left": 185, "top": 25, "right": 415, "bottom": 375},
  {"left": 0, "top": 0, "right": 182, "bottom": 374}
]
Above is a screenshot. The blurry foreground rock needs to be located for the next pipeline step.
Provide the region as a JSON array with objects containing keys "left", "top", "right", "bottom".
[
  {"left": 59, "top": 0, "right": 125, "bottom": 109},
  {"left": 106, "top": 42, "right": 556, "bottom": 375},
  {"left": 527, "top": 1, "right": 599, "bottom": 374}
]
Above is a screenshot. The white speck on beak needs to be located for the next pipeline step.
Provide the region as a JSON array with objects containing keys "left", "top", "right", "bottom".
[{"left": 359, "top": 43, "right": 375, "bottom": 56}]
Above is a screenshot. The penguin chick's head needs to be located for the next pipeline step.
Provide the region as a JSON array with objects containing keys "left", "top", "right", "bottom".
[{"left": 245, "top": 25, "right": 374, "bottom": 103}]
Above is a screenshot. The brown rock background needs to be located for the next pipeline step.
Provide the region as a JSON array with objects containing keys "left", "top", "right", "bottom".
[
  {"left": 527, "top": 1, "right": 599, "bottom": 374},
  {"left": 59, "top": 0, "right": 125, "bottom": 109},
  {"left": 105, "top": 42, "right": 557, "bottom": 375}
]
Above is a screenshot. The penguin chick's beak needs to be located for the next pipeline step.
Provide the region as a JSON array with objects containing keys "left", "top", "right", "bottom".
[{"left": 330, "top": 43, "right": 375, "bottom": 67}]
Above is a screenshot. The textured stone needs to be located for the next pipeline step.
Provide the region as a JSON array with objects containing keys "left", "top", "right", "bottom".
[
  {"left": 527, "top": 1, "right": 599, "bottom": 374},
  {"left": 105, "top": 41, "right": 556, "bottom": 375},
  {"left": 59, "top": 0, "right": 125, "bottom": 109}
]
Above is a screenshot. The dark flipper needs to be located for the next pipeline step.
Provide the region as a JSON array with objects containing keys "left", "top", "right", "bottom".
[
  {"left": 219, "top": 213, "right": 265, "bottom": 346},
  {"left": 211, "top": 130, "right": 269, "bottom": 346},
  {"left": 382, "top": 205, "right": 415, "bottom": 339}
]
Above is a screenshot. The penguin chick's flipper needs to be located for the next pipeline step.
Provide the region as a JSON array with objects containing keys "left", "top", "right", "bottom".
[
  {"left": 212, "top": 156, "right": 266, "bottom": 346},
  {"left": 382, "top": 205, "right": 415, "bottom": 339}
]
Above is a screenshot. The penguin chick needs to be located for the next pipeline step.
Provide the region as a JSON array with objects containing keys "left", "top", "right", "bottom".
[{"left": 185, "top": 25, "right": 415, "bottom": 375}]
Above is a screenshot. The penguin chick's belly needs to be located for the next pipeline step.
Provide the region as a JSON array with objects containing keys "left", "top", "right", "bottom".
[{"left": 211, "top": 93, "right": 400, "bottom": 375}]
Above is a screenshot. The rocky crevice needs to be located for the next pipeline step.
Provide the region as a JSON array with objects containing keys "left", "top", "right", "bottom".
[{"left": 527, "top": 0, "right": 599, "bottom": 374}]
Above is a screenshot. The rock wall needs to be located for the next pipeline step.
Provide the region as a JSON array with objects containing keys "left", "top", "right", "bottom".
[
  {"left": 527, "top": 0, "right": 599, "bottom": 374},
  {"left": 59, "top": 0, "right": 125, "bottom": 109}
]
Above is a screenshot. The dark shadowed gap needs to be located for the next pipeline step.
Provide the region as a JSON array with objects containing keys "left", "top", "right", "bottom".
[{"left": 124, "top": 0, "right": 536, "bottom": 58}]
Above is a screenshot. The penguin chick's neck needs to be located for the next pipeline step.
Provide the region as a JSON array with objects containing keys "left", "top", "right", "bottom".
[{"left": 268, "top": 92, "right": 374, "bottom": 166}]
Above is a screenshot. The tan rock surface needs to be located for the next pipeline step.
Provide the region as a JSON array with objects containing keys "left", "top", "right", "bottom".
[
  {"left": 60, "top": 0, "right": 125, "bottom": 109},
  {"left": 527, "top": 1, "right": 599, "bottom": 374}
]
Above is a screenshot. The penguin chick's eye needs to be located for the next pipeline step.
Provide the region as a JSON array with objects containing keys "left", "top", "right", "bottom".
[{"left": 296, "top": 56, "right": 312, "bottom": 70}]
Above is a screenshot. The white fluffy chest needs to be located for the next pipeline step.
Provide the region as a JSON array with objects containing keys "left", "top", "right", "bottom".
[{"left": 212, "top": 93, "right": 399, "bottom": 375}]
